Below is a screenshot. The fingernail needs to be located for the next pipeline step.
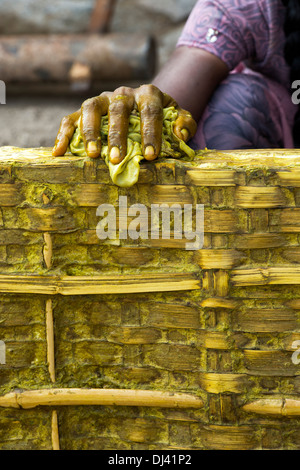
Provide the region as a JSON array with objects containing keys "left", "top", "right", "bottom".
[
  {"left": 180, "top": 129, "right": 189, "bottom": 141},
  {"left": 110, "top": 146, "right": 121, "bottom": 163},
  {"left": 87, "top": 141, "right": 98, "bottom": 155},
  {"left": 144, "top": 145, "right": 155, "bottom": 159}
]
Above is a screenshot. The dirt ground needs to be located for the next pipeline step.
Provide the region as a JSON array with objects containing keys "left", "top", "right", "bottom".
[{"left": 0, "top": 95, "right": 86, "bottom": 149}]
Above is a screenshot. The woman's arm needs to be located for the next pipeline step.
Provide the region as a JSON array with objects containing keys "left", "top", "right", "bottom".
[{"left": 153, "top": 45, "right": 229, "bottom": 121}]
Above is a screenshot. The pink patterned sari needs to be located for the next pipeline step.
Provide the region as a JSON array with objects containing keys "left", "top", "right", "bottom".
[{"left": 177, "top": 0, "right": 298, "bottom": 149}]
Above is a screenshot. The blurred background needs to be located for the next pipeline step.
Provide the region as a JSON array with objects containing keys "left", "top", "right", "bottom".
[{"left": 0, "top": 0, "right": 197, "bottom": 148}]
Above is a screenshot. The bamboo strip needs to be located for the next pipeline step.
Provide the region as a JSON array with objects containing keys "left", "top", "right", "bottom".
[
  {"left": 43, "top": 233, "right": 52, "bottom": 269},
  {"left": 242, "top": 399, "right": 283, "bottom": 416},
  {"left": 1, "top": 147, "right": 300, "bottom": 166},
  {"left": 195, "top": 249, "right": 245, "bottom": 269},
  {"left": 199, "top": 373, "right": 248, "bottom": 394},
  {"left": 233, "top": 234, "right": 285, "bottom": 249},
  {"left": 214, "top": 270, "right": 230, "bottom": 297},
  {"left": 45, "top": 295, "right": 59, "bottom": 449},
  {"left": 0, "top": 273, "right": 199, "bottom": 295},
  {"left": 0, "top": 388, "right": 204, "bottom": 409},
  {"left": 200, "top": 298, "right": 239, "bottom": 309},
  {"left": 286, "top": 299, "right": 300, "bottom": 309},
  {"left": 46, "top": 299, "right": 55, "bottom": 383},
  {"left": 235, "top": 186, "right": 286, "bottom": 208},
  {"left": 0, "top": 183, "right": 24, "bottom": 205},
  {"left": 283, "top": 399, "right": 300, "bottom": 416},
  {"left": 149, "top": 185, "right": 193, "bottom": 205},
  {"left": 242, "top": 398, "right": 300, "bottom": 417},
  {"left": 277, "top": 170, "right": 300, "bottom": 187},
  {"left": 231, "top": 266, "right": 300, "bottom": 286},
  {"left": 51, "top": 410, "right": 60, "bottom": 450},
  {"left": 186, "top": 169, "right": 236, "bottom": 186},
  {"left": 0, "top": 391, "right": 19, "bottom": 408}
]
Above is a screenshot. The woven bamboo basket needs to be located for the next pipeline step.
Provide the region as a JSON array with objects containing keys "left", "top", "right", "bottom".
[{"left": 1, "top": 146, "right": 300, "bottom": 450}]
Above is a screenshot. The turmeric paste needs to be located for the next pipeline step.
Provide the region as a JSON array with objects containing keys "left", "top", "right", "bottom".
[{"left": 69, "top": 107, "right": 195, "bottom": 187}]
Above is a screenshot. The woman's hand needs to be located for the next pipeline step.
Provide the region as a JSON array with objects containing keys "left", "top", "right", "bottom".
[{"left": 52, "top": 84, "right": 197, "bottom": 163}]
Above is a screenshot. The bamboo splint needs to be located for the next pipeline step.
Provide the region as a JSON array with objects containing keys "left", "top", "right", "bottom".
[
  {"left": 243, "top": 398, "right": 300, "bottom": 417},
  {"left": 0, "top": 273, "right": 199, "bottom": 295},
  {"left": 0, "top": 388, "right": 204, "bottom": 409}
]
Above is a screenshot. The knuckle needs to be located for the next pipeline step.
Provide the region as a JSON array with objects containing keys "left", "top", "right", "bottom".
[
  {"left": 139, "top": 84, "right": 159, "bottom": 95},
  {"left": 114, "top": 86, "right": 132, "bottom": 97},
  {"left": 61, "top": 115, "right": 73, "bottom": 127},
  {"left": 82, "top": 97, "right": 99, "bottom": 112}
]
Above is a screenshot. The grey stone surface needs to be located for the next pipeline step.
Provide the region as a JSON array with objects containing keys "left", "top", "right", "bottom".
[
  {"left": 0, "top": 97, "right": 82, "bottom": 147},
  {"left": 135, "top": 0, "right": 197, "bottom": 23}
]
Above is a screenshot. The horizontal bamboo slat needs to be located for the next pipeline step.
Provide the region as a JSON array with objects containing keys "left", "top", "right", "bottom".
[
  {"left": 0, "top": 273, "right": 200, "bottom": 294},
  {"left": 186, "top": 169, "right": 237, "bottom": 186},
  {"left": 231, "top": 266, "right": 300, "bottom": 285},
  {"left": 0, "top": 388, "right": 204, "bottom": 409},
  {"left": 198, "top": 373, "right": 249, "bottom": 394},
  {"left": 243, "top": 398, "right": 300, "bottom": 417}
]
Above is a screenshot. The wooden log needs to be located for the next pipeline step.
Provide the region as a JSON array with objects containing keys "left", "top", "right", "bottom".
[
  {"left": 89, "top": 0, "right": 117, "bottom": 34},
  {"left": 0, "top": 0, "right": 96, "bottom": 35},
  {"left": 0, "top": 388, "right": 204, "bottom": 409},
  {"left": 0, "top": 33, "right": 156, "bottom": 86}
]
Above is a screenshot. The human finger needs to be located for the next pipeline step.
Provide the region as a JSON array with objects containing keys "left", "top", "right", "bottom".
[
  {"left": 80, "top": 92, "right": 110, "bottom": 158},
  {"left": 107, "top": 87, "right": 135, "bottom": 164},
  {"left": 162, "top": 92, "right": 197, "bottom": 142},
  {"left": 52, "top": 109, "right": 80, "bottom": 156},
  {"left": 134, "top": 84, "right": 164, "bottom": 161},
  {"left": 173, "top": 107, "right": 198, "bottom": 142}
]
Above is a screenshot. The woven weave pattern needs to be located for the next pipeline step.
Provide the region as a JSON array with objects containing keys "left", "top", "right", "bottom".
[{"left": 0, "top": 147, "right": 300, "bottom": 450}]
